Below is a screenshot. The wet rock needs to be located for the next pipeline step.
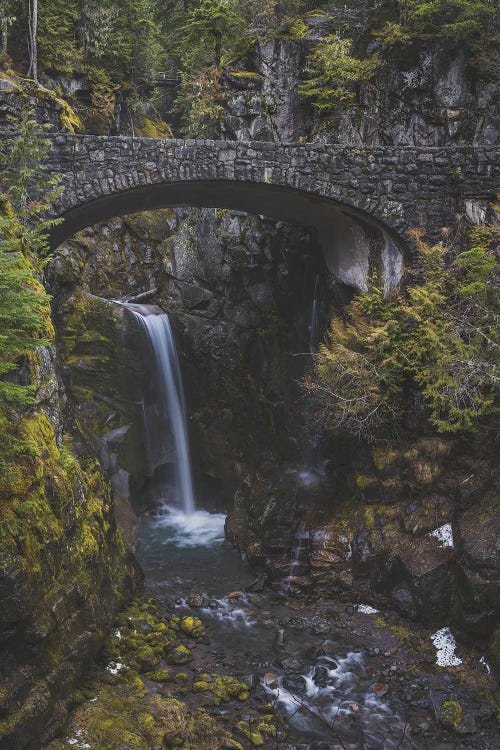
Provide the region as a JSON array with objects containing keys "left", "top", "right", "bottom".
[
  {"left": 263, "top": 672, "right": 279, "bottom": 690},
  {"left": 282, "top": 675, "right": 307, "bottom": 693},
  {"left": 487, "top": 627, "right": 500, "bottom": 684},
  {"left": 392, "top": 588, "right": 418, "bottom": 619},
  {"left": 281, "top": 657, "right": 303, "bottom": 673},
  {"left": 186, "top": 594, "right": 205, "bottom": 608},
  {"left": 454, "top": 494, "right": 500, "bottom": 638}
]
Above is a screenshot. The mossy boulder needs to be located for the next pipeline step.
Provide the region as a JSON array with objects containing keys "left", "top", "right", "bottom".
[
  {"left": 439, "top": 701, "right": 464, "bottom": 732},
  {"left": 167, "top": 645, "right": 192, "bottom": 665},
  {"left": 192, "top": 674, "right": 249, "bottom": 704},
  {"left": 45, "top": 682, "right": 227, "bottom": 750},
  {"left": 180, "top": 615, "right": 206, "bottom": 639}
]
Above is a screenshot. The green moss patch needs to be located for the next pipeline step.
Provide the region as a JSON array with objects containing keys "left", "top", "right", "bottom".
[{"left": 192, "top": 674, "right": 249, "bottom": 704}]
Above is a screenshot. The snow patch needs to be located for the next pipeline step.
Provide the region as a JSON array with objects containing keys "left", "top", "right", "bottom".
[
  {"left": 106, "top": 661, "right": 125, "bottom": 675},
  {"left": 428, "top": 523, "right": 454, "bottom": 549},
  {"left": 431, "top": 627, "right": 462, "bottom": 667},
  {"left": 67, "top": 732, "right": 91, "bottom": 749},
  {"left": 357, "top": 604, "right": 379, "bottom": 615}
]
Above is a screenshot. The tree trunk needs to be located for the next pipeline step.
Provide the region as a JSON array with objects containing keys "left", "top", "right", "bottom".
[
  {"left": 28, "top": 0, "right": 38, "bottom": 82},
  {"left": 1, "top": 16, "right": 8, "bottom": 53},
  {"left": 399, "top": 0, "right": 409, "bottom": 26}
]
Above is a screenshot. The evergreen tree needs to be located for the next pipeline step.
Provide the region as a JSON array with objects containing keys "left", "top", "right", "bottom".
[
  {"left": 299, "top": 34, "right": 380, "bottom": 114},
  {"left": 378, "top": 0, "right": 496, "bottom": 46},
  {"left": 180, "top": 0, "right": 243, "bottom": 68},
  {"left": 38, "top": 0, "right": 81, "bottom": 75},
  {"left": 304, "top": 228, "right": 499, "bottom": 440},
  {"left": 0, "top": 0, "right": 18, "bottom": 54}
]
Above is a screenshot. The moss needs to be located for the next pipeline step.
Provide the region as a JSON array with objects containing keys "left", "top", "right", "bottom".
[
  {"left": 356, "top": 474, "right": 378, "bottom": 490},
  {"left": 134, "top": 114, "right": 174, "bottom": 139},
  {"left": 440, "top": 700, "right": 464, "bottom": 730},
  {"left": 46, "top": 680, "right": 226, "bottom": 750},
  {"left": 145, "top": 669, "right": 171, "bottom": 682},
  {"left": 192, "top": 674, "right": 249, "bottom": 705},
  {"left": 364, "top": 506, "right": 377, "bottom": 529},
  {"left": 235, "top": 722, "right": 264, "bottom": 746},
  {"left": 103, "top": 599, "right": 178, "bottom": 673},
  {"left": 371, "top": 445, "right": 400, "bottom": 472},
  {"left": 136, "top": 645, "right": 161, "bottom": 671},
  {"left": 228, "top": 69, "right": 264, "bottom": 83},
  {"left": 388, "top": 624, "right": 412, "bottom": 642}
]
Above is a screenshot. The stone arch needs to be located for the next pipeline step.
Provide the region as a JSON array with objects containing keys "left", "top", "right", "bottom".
[{"left": 49, "top": 179, "right": 405, "bottom": 293}]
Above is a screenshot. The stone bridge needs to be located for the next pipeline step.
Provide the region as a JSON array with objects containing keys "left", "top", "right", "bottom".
[{"left": 43, "top": 135, "right": 499, "bottom": 290}]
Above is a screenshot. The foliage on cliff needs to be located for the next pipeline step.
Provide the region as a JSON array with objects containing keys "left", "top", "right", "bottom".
[
  {"left": 0, "top": 112, "right": 134, "bottom": 746},
  {"left": 376, "top": 0, "right": 497, "bottom": 47},
  {"left": 0, "top": 111, "right": 60, "bottom": 468},
  {"left": 298, "top": 34, "right": 380, "bottom": 113},
  {"left": 1, "top": 0, "right": 497, "bottom": 134},
  {"left": 304, "top": 227, "right": 500, "bottom": 441}
]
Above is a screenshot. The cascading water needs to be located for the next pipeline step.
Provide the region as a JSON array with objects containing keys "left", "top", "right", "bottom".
[
  {"left": 127, "top": 303, "right": 226, "bottom": 547},
  {"left": 127, "top": 304, "right": 196, "bottom": 515}
]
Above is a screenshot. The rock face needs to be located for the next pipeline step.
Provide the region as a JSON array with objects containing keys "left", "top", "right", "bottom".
[{"left": 221, "top": 27, "right": 498, "bottom": 148}]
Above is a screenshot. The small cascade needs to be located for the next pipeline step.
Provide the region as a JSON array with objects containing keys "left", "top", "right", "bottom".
[
  {"left": 282, "top": 524, "right": 312, "bottom": 596},
  {"left": 308, "top": 274, "right": 320, "bottom": 354},
  {"left": 127, "top": 304, "right": 196, "bottom": 515}
]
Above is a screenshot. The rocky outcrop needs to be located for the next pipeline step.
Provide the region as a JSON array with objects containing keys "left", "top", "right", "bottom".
[
  {"left": 0, "top": 413, "right": 139, "bottom": 748},
  {"left": 0, "top": 257, "right": 139, "bottom": 748},
  {"left": 225, "top": 431, "right": 499, "bottom": 660}
]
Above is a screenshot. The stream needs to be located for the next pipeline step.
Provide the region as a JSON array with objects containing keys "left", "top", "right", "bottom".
[{"left": 137, "top": 508, "right": 418, "bottom": 750}]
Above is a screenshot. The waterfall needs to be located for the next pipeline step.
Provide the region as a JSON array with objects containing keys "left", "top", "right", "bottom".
[{"left": 128, "top": 305, "right": 196, "bottom": 515}]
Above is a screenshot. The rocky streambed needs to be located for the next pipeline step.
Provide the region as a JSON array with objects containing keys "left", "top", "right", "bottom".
[{"left": 44, "top": 509, "right": 499, "bottom": 750}]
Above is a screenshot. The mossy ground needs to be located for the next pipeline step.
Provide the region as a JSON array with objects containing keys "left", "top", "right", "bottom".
[{"left": 44, "top": 598, "right": 281, "bottom": 750}]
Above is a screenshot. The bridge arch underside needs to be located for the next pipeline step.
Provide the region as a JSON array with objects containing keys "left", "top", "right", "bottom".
[{"left": 50, "top": 180, "right": 405, "bottom": 293}]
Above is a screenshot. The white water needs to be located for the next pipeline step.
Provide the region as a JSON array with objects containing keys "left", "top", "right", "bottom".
[
  {"left": 128, "top": 305, "right": 196, "bottom": 515},
  {"left": 155, "top": 506, "right": 225, "bottom": 548},
  {"left": 200, "top": 595, "right": 257, "bottom": 628},
  {"left": 263, "top": 651, "right": 408, "bottom": 746}
]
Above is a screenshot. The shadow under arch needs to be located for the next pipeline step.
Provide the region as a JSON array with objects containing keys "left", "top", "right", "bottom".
[{"left": 49, "top": 180, "right": 407, "bottom": 291}]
